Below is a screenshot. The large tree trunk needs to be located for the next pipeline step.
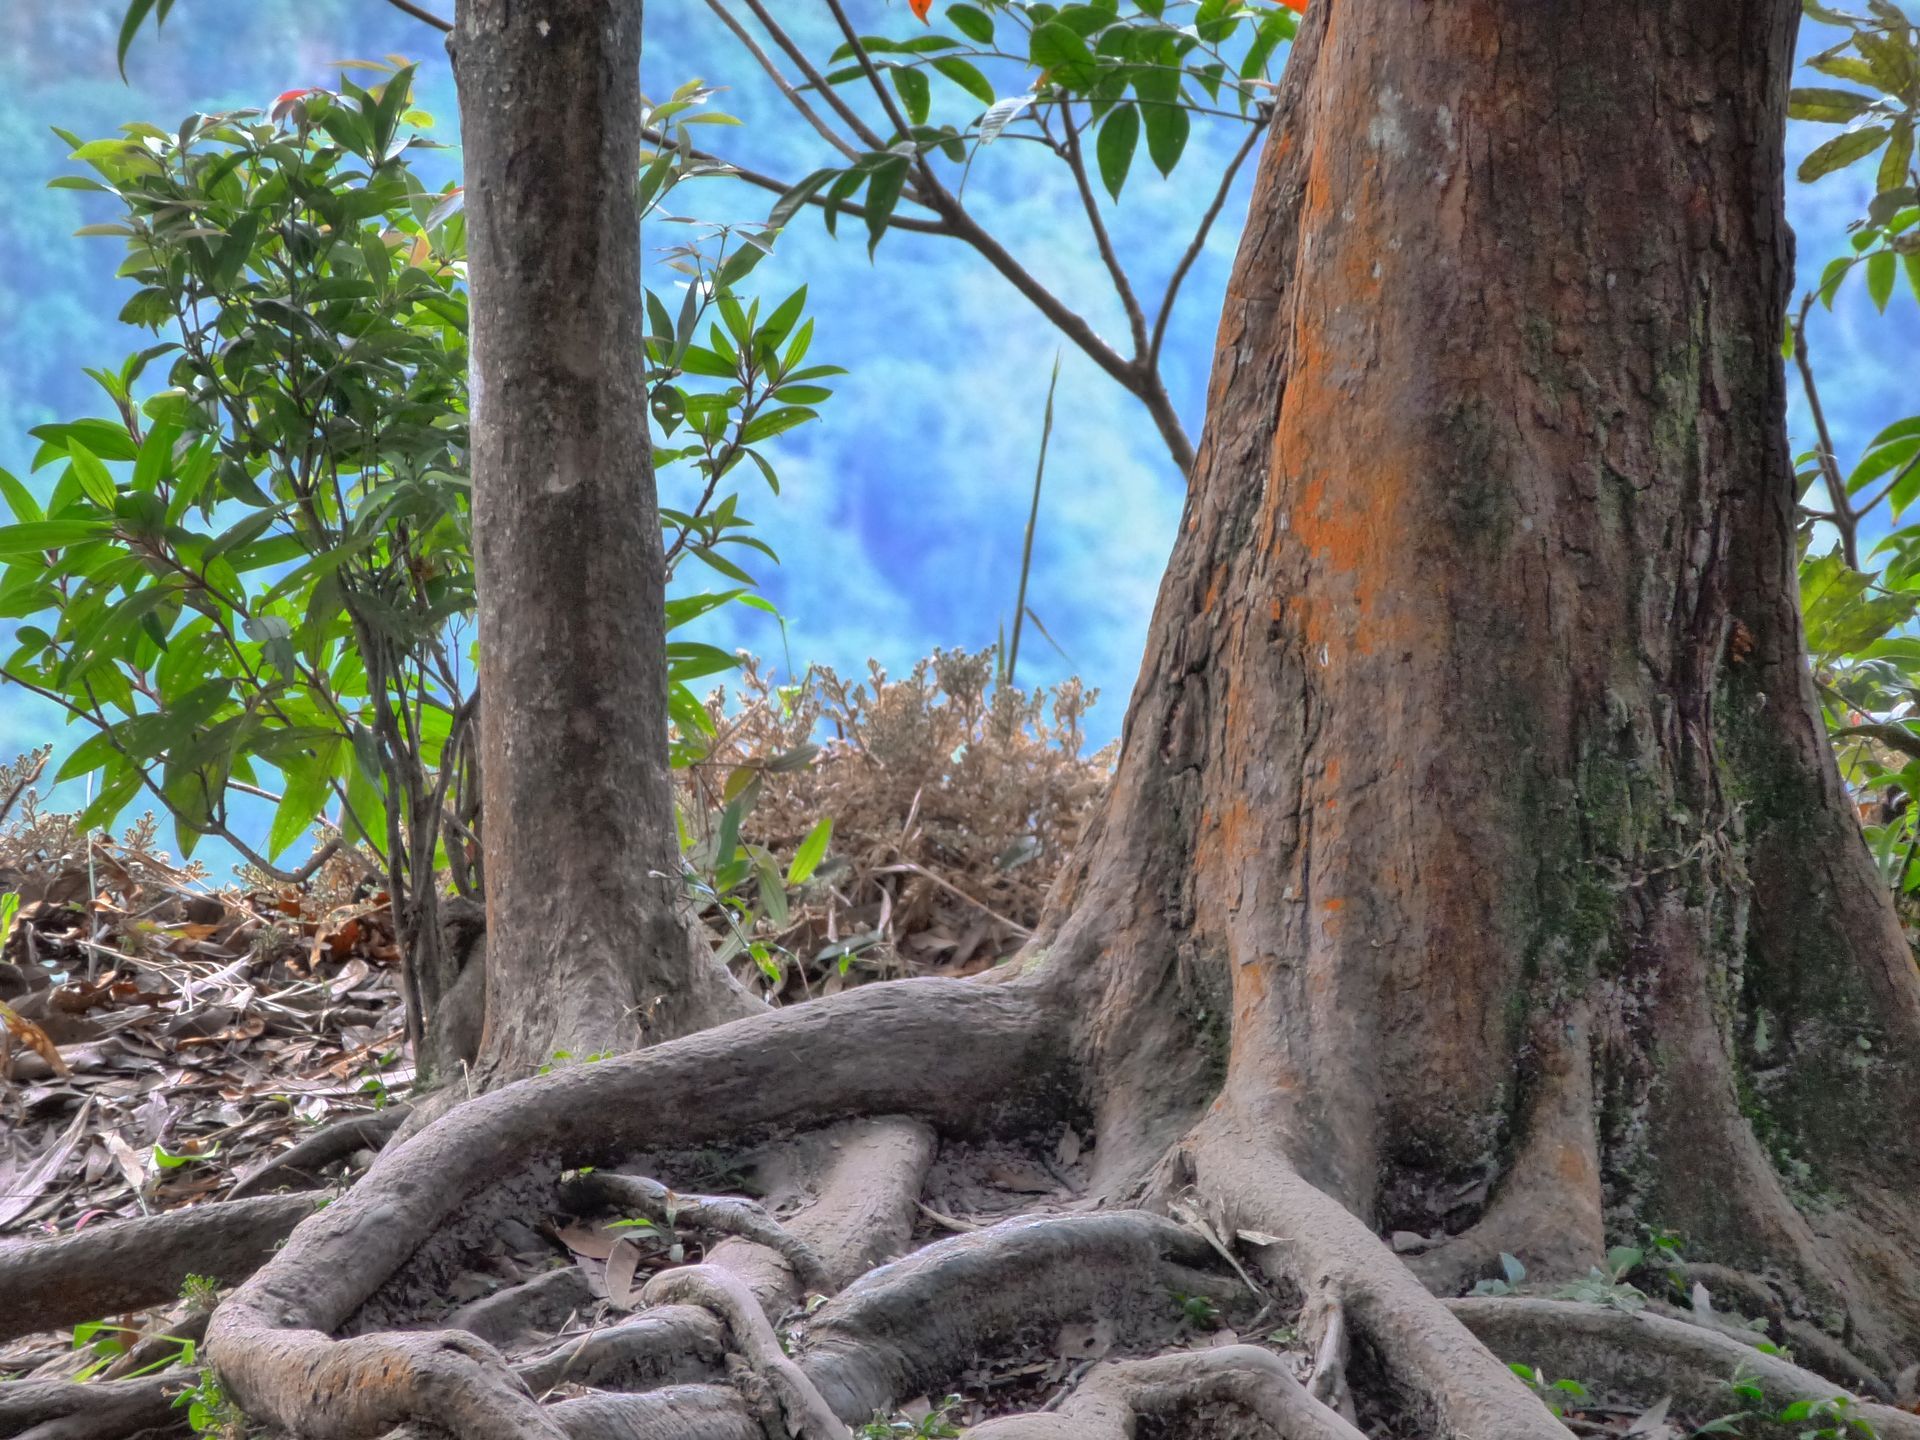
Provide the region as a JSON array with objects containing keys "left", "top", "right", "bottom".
[
  {"left": 35, "top": 3, "right": 1920, "bottom": 1437},
  {"left": 1033, "top": 0, "right": 1920, "bottom": 1371},
  {"left": 449, "top": 0, "right": 753, "bottom": 1081}
]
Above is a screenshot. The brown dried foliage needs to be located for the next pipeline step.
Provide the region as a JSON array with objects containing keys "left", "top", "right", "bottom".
[{"left": 680, "top": 649, "right": 1114, "bottom": 999}]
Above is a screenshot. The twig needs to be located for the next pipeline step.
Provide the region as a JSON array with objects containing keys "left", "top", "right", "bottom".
[
  {"left": 1059, "top": 106, "right": 1150, "bottom": 360},
  {"left": 1795, "top": 293, "right": 1858, "bottom": 568},
  {"left": 1151, "top": 115, "right": 1266, "bottom": 372},
  {"left": 641, "top": 129, "right": 952, "bottom": 235},
  {"left": 383, "top": 0, "right": 451, "bottom": 32},
  {"left": 701, "top": 0, "right": 863, "bottom": 162},
  {"left": 736, "top": 0, "right": 888, "bottom": 152},
  {"left": 870, "top": 862, "right": 1033, "bottom": 937}
]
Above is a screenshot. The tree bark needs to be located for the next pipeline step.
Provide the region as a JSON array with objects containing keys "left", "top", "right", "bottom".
[
  {"left": 1031, "top": 0, "right": 1920, "bottom": 1369},
  {"left": 449, "top": 0, "right": 753, "bottom": 1081}
]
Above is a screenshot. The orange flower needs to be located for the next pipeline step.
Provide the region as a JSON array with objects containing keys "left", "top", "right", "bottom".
[{"left": 909, "top": 0, "right": 933, "bottom": 18}]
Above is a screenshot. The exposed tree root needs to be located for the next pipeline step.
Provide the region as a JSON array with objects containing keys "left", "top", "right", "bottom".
[
  {"left": 1303, "top": 1293, "right": 1358, "bottom": 1425},
  {"left": 447, "top": 1266, "right": 599, "bottom": 1349},
  {"left": 0, "top": 1192, "right": 320, "bottom": 1343},
  {"left": 704, "top": 1116, "right": 937, "bottom": 1304},
  {"left": 385, "top": 1384, "right": 762, "bottom": 1440},
  {"left": 514, "top": 1305, "right": 727, "bottom": 1394},
  {"left": 1449, "top": 1297, "right": 1920, "bottom": 1440},
  {"left": 226, "top": 1107, "right": 410, "bottom": 1199},
  {"left": 800, "top": 1210, "right": 1245, "bottom": 1424},
  {"left": 199, "top": 981, "right": 1060, "bottom": 1436},
  {"left": 0, "top": 1372, "right": 177, "bottom": 1440},
  {"left": 564, "top": 1170, "right": 831, "bottom": 1293},
  {"left": 642, "top": 1263, "right": 849, "bottom": 1437},
  {"left": 1181, "top": 1115, "right": 1570, "bottom": 1440},
  {"left": 968, "top": 1345, "right": 1371, "bottom": 1440},
  {"left": 10, "top": 976, "right": 1914, "bottom": 1440},
  {"left": 542, "top": 1385, "right": 763, "bottom": 1440}
]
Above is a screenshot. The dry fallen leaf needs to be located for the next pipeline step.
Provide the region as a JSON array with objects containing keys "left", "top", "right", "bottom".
[{"left": 605, "top": 1235, "right": 646, "bottom": 1309}]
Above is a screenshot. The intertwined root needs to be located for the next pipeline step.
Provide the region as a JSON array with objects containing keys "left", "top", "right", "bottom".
[{"left": 5, "top": 975, "right": 1915, "bottom": 1440}]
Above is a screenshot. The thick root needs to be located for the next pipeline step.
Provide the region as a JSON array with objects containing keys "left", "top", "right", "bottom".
[
  {"left": 0, "top": 1373, "right": 178, "bottom": 1440},
  {"left": 204, "top": 980, "right": 1060, "bottom": 1438},
  {"left": 642, "top": 1264, "right": 849, "bottom": 1438},
  {"left": 1449, "top": 1297, "right": 1920, "bottom": 1440},
  {"left": 386, "top": 1384, "right": 761, "bottom": 1440},
  {"left": 1183, "top": 1115, "right": 1570, "bottom": 1440},
  {"left": 515, "top": 1306, "right": 728, "bottom": 1395},
  {"left": 1406, "top": 1008, "right": 1606, "bottom": 1295},
  {"left": 705, "top": 1116, "right": 937, "bottom": 1306},
  {"left": 800, "top": 1210, "right": 1246, "bottom": 1424},
  {"left": 0, "top": 1193, "right": 319, "bottom": 1344},
  {"left": 544, "top": 1385, "right": 762, "bottom": 1440},
  {"left": 564, "top": 1170, "right": 832, "bottom": 1293},
  {"left": 968, "top": 1345, "right": 1371, "bottom": 1440},
  {"left": 227, "top": 1108, "right": 410, "bottom": 1199}
]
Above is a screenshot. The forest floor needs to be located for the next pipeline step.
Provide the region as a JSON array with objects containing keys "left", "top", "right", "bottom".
[{"left": 2, "top": 826, "right": 1878, "bottom": 1440}]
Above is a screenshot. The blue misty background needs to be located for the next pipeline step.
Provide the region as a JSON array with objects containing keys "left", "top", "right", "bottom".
[{"left": 0, "top": 1, "right": 1913, "bottom": 872}]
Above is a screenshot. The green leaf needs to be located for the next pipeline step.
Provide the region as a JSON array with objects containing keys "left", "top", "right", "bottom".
[
  {"left": 1879, "top": 117, "right": 1914, "bottom": 196},
  {"left": 1868, "top": 248, "right": 1898, "bottom": 312},
  {"left": 269, "top": 738, "right": 342, "bottom": 859},
  {"left": 932, "top": 57, "right": 996, "bottom": 106},
  {"left": 1788, "top": 86, "right": 1876, "bottom": 122},
  {"left": 1031, "top": 22, "right": 1098, "bottom": 89},
  {"left": 946, "top": 3, "right": 994, "bottom": 43},
  {"left": 1096, "top": 103, "right": 1139, "bottom": 200},
  {"left": 0, "top": 469, "right": 44, "bottom": 524},
  {"left": 892, "top": 67, "right": 931, "bottom": 126},
  {"left": 1134, "top": 63, "right": 1190, "bottom": 175},
  {"left": 67, "top": 445, "right": 118, "bottom": 511},
  {"left": 0, "top": 519, "right": 114, "bottom": 555},
  {"left": 787, "top": 816, "right": 833, "bottom": 885},
  {"left": 116, "top": 0, "right": 165, "bottom": 76},
  {"left": 1798, "top": 125, "right": 1891, "bottom": 182},
  {"left": 864, "top": 155, "right": 910, "bottom": 256}
]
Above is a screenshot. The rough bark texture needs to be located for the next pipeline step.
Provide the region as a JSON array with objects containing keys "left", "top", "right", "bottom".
[
  {"left": 451, "top": 0, "right": 753, "bottom": 1081},
  {"left": 1032, "top": 0, "right": 1920, "bottom": 1371}
]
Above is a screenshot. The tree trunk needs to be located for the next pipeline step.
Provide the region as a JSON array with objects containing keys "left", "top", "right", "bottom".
[
  {"left": 449, "top": 0, "right": 753, "bottom": 1081},
  {"left": 1033, "top": 0, "right": 1920, "bottom": 1371}
]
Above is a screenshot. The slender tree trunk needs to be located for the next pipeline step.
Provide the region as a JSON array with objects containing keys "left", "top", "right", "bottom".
[
  {"left": 1032, "top": 0, "right": 1920, "bottom": 1368},
  {"left": 449, "top": 0, "right": 753, "bottom": 1081}
]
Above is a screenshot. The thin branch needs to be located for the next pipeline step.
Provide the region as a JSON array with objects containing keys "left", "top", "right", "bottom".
[
  {"left": 1795, "top": 293, "right": 1858, "bottom": 569},
  {"left": 1058, "top": 106, "right": 1150, "bottom": 361},
  {"left": 823, "top": 0, "right": 919, "bottom": 150},
  {"left": 700, "top": 0, "right": 863, "bottom": 163},
  {"left": 735, "top": 0, "right": 888, "bottom": 152},
  {"left": 1851, "top": 448, "right": 1920, "bottom": 530},
  {"left": 383, "top": 0, "right": 451, "bottom": 32},
  {"left": 1151, "top": 115, "right": 1266, "bottom": 371},
  {"left": 644, "top": 129, "right": 953, "bottom": 235}
]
